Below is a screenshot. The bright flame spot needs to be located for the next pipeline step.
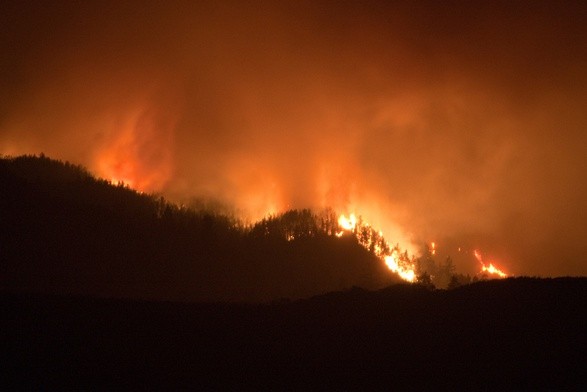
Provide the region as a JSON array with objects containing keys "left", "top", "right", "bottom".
[
  {"left": 474, "top": 249, "right": 508, "bottom": 278},
  {"left": 430, "top": 241, "right": 436, "bottom": 255},
  {"left": 385, "top": 254, "right": 416, "bottom": 282},
  {"left": 338, "top": 213, "right": 357, "bottom": 231},
  {"left": 337, "top": 213, "right": 416, "bottom": 282},
  {"left": 481, "top": 263, "right": 508, "bottom": 278}
]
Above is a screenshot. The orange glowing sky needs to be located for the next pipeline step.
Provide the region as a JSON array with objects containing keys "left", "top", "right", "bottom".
[{"left": 1, "top": 0, "right": 586, "bottom": 277}]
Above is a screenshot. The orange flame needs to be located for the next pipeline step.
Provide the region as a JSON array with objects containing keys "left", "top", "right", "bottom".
[
  {"left": 338, "top": 213, "right": 357, "bottom": 231},
  {"left": 385, "top": 253, "right": 416, "bottom": 282},
  {"left": 481, "top": 263, "right": 508, "bottom": 278},
  {"left": 337, "top": 213, "right": 416, "bottom": 282},
  {"left": 474, "top": 249, "right": 508, "bottom": 278}
]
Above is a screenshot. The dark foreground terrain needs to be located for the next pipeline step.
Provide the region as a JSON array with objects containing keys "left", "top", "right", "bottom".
[{"left": 2, "top": 277, "right": 586, "bottom": 390}]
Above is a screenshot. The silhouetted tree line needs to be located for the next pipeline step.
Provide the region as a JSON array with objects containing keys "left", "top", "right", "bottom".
[
  {"left": 414, "top": 247, "right": 495, "bottom": 289},
  {"left": 0, "top": 154, "right": 480, "bottom": 300},
  {"left": 414, "top": 247, "right": 461, "bottom": 289},
  {"left": 0, "top": 154, "right": 399, "bottom": 302}
]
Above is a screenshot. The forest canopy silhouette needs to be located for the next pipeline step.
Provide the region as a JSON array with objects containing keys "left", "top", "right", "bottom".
[
  {"left": 2, "top": 2, "right": 586, "bottom": 388},
  {"left": 0, "top": 154, "right": 580, "bottom": 302},
  {"left": 1, "top": 0, "right": 586, "bottom": 278},
  {"left": 1, "top": 155, "right": 493, "bottom": 301},
  {"left": 2, "top": 155, "right": 587, "bottom": 390},
  {"left": 1, "top": 154, "right": 408, "bottom": 302}
]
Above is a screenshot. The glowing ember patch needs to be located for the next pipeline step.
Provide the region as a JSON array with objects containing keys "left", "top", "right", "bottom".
[
  {"left": 385, "top": 254, "right": 416, "bottom": 282},
  {"left": 481, "top": 263, "right": 507, "bottom": 278},
  {"left": 337, "top": 213, "right": 416, "bottom": 282},
  {"left": 338, "top": 213, "right": 357, "bottom": 231},
  {"left": 474, "top": 249, "right": 508, "bottom": 278},
  {"left": 430, "top": 241, "right": 436, "bottom": 255}
]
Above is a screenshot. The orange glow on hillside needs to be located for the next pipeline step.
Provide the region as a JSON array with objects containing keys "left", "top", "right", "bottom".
[
  {"left": 94, "top": 105, "right": 175, "bottom": 192},
  {"left": 97, "top": 147, "right": 140, "bottom": 189},
  {"left": 336, "top": 212, "right": 416, "bottom": 282},
  {"left": 385, "top": 253, "right": 416, "bottom": 282}
]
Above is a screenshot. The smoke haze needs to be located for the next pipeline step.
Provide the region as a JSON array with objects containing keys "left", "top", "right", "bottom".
[{"left": 1, "top": 0, "right": 586, "bottom": 276}]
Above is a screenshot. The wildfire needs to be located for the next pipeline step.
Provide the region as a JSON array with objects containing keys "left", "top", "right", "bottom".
[
  {"left": 336, "top": 213, "right": 357, "bottom": 237},
  {"left": 97, "top": 152, "right": 140, "bottom": 189},
  {"left": 94, "top": 104, "right": 175, "bottom": 192},
  {"left": 334, "top": 212, "right": 508, "bottom": 284},
  {"left": 336, "top": 212, "right": 417, "bottom": 282},
  {"left": 385, "top": 253, "right": 416, "bottom": 282},
  {"left": 474, "top": 250, "right": 508, "bottom": 278}
]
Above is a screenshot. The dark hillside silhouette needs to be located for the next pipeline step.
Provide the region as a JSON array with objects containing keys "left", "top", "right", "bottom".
[
  {"left": 2, "top": 155, "right": 586, "bottom": 389},
  {"left": 0, "top": 155, "right": 398, "bottom": 302},
  {"left": 1, "top": 277, "right": 586, "bottom": 389}
]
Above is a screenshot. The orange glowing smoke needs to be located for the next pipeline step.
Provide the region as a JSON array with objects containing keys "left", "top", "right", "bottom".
[
  {"left": 474, "top": 250, "right": 508, "bottom": 278},
  {"left": 226, "top": 162, "right": 287, "bottom": 222},
  {"left": 94, "top": 105, "right": 176, "bottom": 192}
]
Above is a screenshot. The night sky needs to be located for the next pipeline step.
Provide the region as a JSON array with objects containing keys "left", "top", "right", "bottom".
[{"left": 1, "top": 0, "right": 586, "bottom": 277}]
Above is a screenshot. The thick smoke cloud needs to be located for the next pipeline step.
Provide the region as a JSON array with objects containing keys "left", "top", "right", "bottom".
[{"left": 1, "top": 0, "right": 586, "bottom": 276}]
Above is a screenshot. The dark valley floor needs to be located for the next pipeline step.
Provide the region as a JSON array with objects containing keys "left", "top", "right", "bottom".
[{"left": 2, "top": 277, "right": 586, "bottom": 390}]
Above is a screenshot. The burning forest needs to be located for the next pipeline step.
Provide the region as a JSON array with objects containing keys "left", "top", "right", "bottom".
[
  {"left": 1, "top": 154, "right": 508, "bottom": 303},
  {"left": 1, "top": 1, "right": 585, "bottom": 389},
  {"left": 1, "top": 1, "right": 586, "bottom": 282}
]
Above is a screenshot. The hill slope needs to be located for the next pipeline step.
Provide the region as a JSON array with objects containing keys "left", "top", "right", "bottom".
[{"left": 0, "top": 155, "right": 398, "bottom": 302}]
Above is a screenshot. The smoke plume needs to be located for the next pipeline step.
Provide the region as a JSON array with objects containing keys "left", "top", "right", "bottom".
[{"left": 1, "top": 0, "right": 586, "bottom": 276}]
